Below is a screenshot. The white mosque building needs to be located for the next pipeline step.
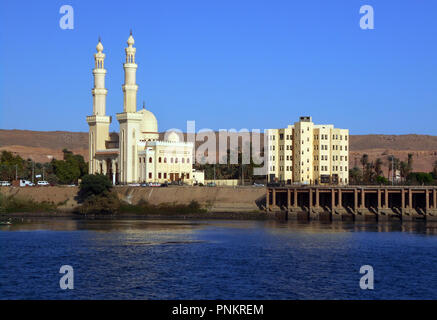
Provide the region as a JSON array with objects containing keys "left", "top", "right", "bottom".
[{"left": 86, "top": 33, "right": 194, "bottom": 184}]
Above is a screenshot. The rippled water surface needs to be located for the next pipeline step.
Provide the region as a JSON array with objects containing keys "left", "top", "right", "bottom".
[{"left": 1, "top": 218, "right": 436, "bottom": 299}]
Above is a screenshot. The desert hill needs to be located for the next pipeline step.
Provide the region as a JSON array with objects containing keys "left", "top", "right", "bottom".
[{"left": 1, "top": 129, "right": 437, "bottom": 174}]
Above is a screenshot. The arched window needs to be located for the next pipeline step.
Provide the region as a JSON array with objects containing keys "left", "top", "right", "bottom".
[
  {"left": 171, "top": 158, "right": 174, "bottom": 163},
  {"left": 182, "top": 158, "right": 185, "bottom": 163},
  {"left": 149, "top": 157, "right": 152, "bottom": 163},
  {"left": 175, "top": 158, "right": 178, "bottom": 163},
  {"left": 164, "top": 157, "right": 167, "bottom": 163},
  {"left": 158, "top": 157, "right": 162, "bottom": 163},
  {"left": 187, "top": 158, "right": 190, "bottom": 164}
]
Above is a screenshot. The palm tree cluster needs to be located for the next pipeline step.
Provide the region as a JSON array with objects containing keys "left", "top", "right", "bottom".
[{"left": 350, "top": 153, "right": 429, "bottom": 185}]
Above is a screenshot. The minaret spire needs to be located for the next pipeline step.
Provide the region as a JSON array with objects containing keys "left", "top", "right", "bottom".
[
  {"left": 92, "top": 38, "right": 107, "bottom": 115},
  {"left": 87, "top": 37, "right": 111, "bottom": 176},
  {"left": 122, "top": 31, "right": 138, "bottom": 113}
]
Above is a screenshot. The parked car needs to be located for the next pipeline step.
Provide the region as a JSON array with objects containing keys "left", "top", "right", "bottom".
[
  {"left": 37, "top": 181, "right": 50, "bottom": 186},
  {"left": 0, "top": 181, "right": 11, "bottom": 186},
  {"left": 128, "top": 183, "right": 141, "bottom": 187},
  {"left": 253, "top": 183, "right": 265, "bottom": 187},
  {"left": 19, "top": 180, "right": 34, "bottom": 187},
  {"left": 160, "top": 183, "right": 168, "bottom": 187},
  {"left": 140, "top": 183, "right": 148, "bottom": 187},
  {"left": 149, "top": 182, "right": 161, "bottom": 187},
  {"left": 207, "top": 182, "right": 217, "bottom": 187}
]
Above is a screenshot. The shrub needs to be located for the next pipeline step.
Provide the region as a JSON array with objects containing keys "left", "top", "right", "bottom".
[
  {"left": 78, "top": 174, "right": 112, "bottom": 201},
  {"left": 0, "top": 194, "right": 57, "bottom": 213},
  {"left": 78, "top": 191, "right": 120, "bottom": 215}
]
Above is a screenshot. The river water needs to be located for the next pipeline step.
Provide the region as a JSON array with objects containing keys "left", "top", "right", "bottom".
[{"left": 0, "top": 217, "right": 436, "bottom": 299}]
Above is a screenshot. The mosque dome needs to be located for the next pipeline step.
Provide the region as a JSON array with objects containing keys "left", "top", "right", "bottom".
[
  {"left": 167, "top": 131, "right": 180, "bottom": 143},
  {"left": 137, "top": 108, "right": 158, "bottom": 133}
]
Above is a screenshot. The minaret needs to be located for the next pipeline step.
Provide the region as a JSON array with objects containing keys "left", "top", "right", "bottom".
[
  {"left": 123, "top": 30, "right": 138, "bottom": 113},
  {"left": 116, "top": 32, "right": 143, "bottom": 183},
  {"left": 87, "top": 38, "right": 111, "bottom": 175}
]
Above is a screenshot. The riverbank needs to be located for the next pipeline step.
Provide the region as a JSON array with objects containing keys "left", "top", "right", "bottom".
[{"left": 0, "top": 186, "right": 267, "bottom": 218}]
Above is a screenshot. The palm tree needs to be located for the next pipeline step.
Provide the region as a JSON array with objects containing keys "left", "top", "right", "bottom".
[
  {"left": 400, "top": 161, "right": 409, "bottom": 182},
  {"left": 349, "top": 167, "right": 362, "bottom": 185},
  {"left": 360, "top": 154, "right": 369, "bottom": 179},
  {"left": 374, "top": 158, "right": 383, "bottom": 177}
]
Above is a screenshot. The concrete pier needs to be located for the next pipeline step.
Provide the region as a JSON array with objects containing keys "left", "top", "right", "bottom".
[{"left": 266, "top": 186, "right": 437, "bottom": 222}]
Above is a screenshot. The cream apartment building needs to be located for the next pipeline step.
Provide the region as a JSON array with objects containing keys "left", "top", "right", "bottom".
[{"left": 267, "top": 116, "right": 349, "bottom": 185}]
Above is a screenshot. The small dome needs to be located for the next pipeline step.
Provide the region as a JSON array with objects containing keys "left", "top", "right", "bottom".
[
  {"left": 167, "top": 131, "right": 180, "bottom": 143},
  {"left": 127, "top": 34, "right": 135, "bottom": 46},
  {"left": 96, "top": 41, "right": 103, "bottom": 52},
  {"left": 137, "top": 108, "right": 158, "bottom": 133}
]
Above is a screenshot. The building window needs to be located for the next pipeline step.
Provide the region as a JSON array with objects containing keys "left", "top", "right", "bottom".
[
  {"left": 149, "top": 172, "right": 152, "bottom": 179},
  {"left": 175, "top": 158, "right": 178, "bottom": 163},
  {"left": 164, "top": 157, "right": 167, "bottom": 163},
  {"left": 186, "top": 174, "right": 190, "bottom": 179},
  {"left": 164, "top": 173, "right": 167, "bottom": 179},
  {"left": 149, "top": 157, "right": 152, "bottom": 163},
  {"left": 171, "top": 158, "right": 174, "bottom": 163},
  {"left": 158, "top": 173, "right": 162, "bottom": 179},
  {"left": 159, "top": 157, "right": 162, "bottom": 163},
  {"left": 187, "top": 158, "right": 190, "bottom": 163}
]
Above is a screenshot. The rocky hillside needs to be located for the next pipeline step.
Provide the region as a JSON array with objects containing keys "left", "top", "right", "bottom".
[{"left": 1, "top": 129, "right": 437, "bottom": 173}]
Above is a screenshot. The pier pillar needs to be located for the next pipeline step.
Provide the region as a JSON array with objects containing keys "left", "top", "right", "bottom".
[
  {"left": 360, "top": 188, "right": 365, "bottom": 209},
  {"left": 309, "top": 188, "right": 313, "bottom": 210},
  {"left": 331, "top": 189, "right": 335, "bottom": 210},
  {"left": 338, "top": 188, "right": 342, "bottom": 208},
  {"left": 287, "top": 189, "right": 291, "bottom": 210},
  {"left": 408, "top": 188, "right": 413, "bottom": 209},
  {"left": 315, "top": 188, "right": 320, "bottom": 208},
  {"left": 425, "top": 189, "right": 430, "bottom": 213},
  {"left": 354, "top": 188, "right": 358, "bottom": 210},
  {"left": 401, "top": 188, "right": 405, "bottom": 212},
  {"left": 432, "top": 189, "right": 437, "bottom": 210},
  {"left": 377, "top": 188, "right": 381, "bottom": 210},
  {"left": 266, "top": 189, "right": 270, "bottom": 212},
  {"left": 294, "top": 188, "right": 298, "bottom": 208},
  {"left": 272, "top": 189, "right": 277, "bottom": 209},
  {"left": 384, "top": 189, "right": 389, "bottom": 209}
]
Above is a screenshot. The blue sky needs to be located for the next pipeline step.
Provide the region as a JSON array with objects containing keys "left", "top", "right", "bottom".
[{"left": 1, "top": 0, "right": 437, "bottom": 135}]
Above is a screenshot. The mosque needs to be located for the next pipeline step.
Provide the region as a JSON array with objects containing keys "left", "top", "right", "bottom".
[{"left": 86, "top": 33, "right": 194, "bottom": 184}]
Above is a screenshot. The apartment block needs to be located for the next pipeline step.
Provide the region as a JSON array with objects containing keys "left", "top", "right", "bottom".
[{"left": 267, "top": 116, "right": 349, "bottom": 185}]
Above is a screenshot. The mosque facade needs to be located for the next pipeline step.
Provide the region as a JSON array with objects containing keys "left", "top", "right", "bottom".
[{"left": 86, "top": 33, "right": 194, "bottom": 184}]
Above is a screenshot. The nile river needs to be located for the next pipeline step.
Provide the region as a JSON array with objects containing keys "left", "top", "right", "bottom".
[{"left": 0, "top": 217, "right": 436, "bottom": 299}]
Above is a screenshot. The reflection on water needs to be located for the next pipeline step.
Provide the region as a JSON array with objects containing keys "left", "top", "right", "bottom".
[
  {"left": 3, "top": 217, "right": 437, "bottom": 235},
  {"left": 0, "top": 217, "right": 436, "bottom": 299}
]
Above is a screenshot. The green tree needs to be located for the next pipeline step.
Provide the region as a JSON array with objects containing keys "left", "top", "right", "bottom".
[
  {"left": 0, "top": 151, "right": 25, "bottom": 180},
  {"left": 407, "top": 172, "right": 433, "bottom": 185},
  {"left": 51, "top": 150, "right": 88, "bottom": 184},
  {"left": 376, "top": 175, "right": 389, "bottom": 185},
  {"left": 79, "top": 174, "right": 112, "bottom": 200}
]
